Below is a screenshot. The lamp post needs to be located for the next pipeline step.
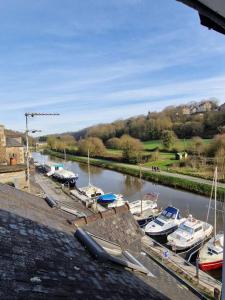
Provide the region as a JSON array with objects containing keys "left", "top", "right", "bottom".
[{"left": 24, "top": 112, "right": 60, "bottom": 192}]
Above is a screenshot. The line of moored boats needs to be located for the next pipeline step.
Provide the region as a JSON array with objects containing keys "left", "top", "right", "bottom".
[{"left": 35, "top": 161, "right": 223, "bottom": 273}]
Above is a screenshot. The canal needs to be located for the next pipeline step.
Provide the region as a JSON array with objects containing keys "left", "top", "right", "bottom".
[{"left": 33, "top": 152, "right": 224, "bottom": 231}]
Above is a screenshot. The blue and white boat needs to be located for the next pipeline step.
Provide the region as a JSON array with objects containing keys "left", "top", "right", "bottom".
[
  {"left": 144, "top": 206, "right": 186, "bottom": 238},
  {"left": 97, "top": 193, "right": 122, "bottom": 205}
]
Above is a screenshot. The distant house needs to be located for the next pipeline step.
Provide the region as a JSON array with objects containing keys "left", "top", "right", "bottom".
[
  {"left": 181, "top": 106, "right": 191, "bottom": 115},
  {"left": 175, "top": 152, "right": 188, "bottom": 160},
  {"left": 219, "top": 103, "right": 225, "bottom": 111},
  {"left": 197, "top": 101, "right": 214, "bottom": 113}
]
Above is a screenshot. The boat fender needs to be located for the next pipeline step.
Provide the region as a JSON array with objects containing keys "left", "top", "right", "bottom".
[{"left": 45, "top": 195, "right": 58, "bottom": 208}]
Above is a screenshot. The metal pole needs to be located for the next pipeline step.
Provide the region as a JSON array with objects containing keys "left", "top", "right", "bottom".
[
  {"left": 25, "top": 114, "right": 30, "bottom": 193},
  {"left": 214, "top": 167, "right": 217, "bottom": 244},
  {"left": 222, "top": 190, "right": 225, "bottom": 299},
  {"left": 88, "top": 149, "right": 91, "bottom": 186},
  {"left": 195, "top": 257, "right": 199, "bottom": 281},
  {"left": 24, "top": 112, "right": 59, "bottom": 193},
  {"left": 139, "top": 163, "right": 143, "bottom": 215}
]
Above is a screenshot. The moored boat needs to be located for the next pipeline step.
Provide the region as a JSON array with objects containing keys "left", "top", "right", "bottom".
[
  {"left": 199, "top": 233, "right": 223, "bottom": 271},
  {"left": 144, "top": 206, "right": 186, "bottom": 238},
  {"left": 199, "top": 167, "right": 223, "bottom": 271},
  {"left": 37, "top": 162, "right": 64, "bottom": 176},
  {"left": 98, "top": 193, "right": 124, "bottom": 205},
  {"left": 52, "top": 169, "right": 78, "bottom": 187},
  {"left": 167, "top": 215, "right": 213, "bottom": 252}
]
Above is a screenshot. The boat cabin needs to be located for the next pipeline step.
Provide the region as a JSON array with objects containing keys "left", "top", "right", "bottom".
[{"left": 159, "top": 206, "right": 181, "bottom": 221}]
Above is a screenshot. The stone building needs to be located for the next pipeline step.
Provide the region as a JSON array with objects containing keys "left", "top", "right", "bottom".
[
  {"left": 0, "top": 124, "right": 24, "bottom": 165},
  {"left": 0, "top": 125, "right": 26, "bottom": 190}
]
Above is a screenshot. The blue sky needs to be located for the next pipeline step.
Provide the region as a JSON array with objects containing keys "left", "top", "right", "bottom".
[{"left": 0, "top": 0, "right": 225, "bottom": 135}]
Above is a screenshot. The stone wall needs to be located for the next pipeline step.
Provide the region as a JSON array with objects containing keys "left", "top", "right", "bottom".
[
  {"left": 74, "top": 206, "right": 144, "bottom": 253},
  {"left": 0, "top": 125, "right": 6, "bottom": 147},
  {"left": 5, "top": 146, "right": 25, "bottom": 164},
  {"left": 0, "top": 169, "right": 26, "bottom": 189}
]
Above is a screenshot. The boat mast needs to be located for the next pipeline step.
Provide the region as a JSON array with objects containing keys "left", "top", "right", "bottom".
[
  {"left": 139, "top": 163, "right": 143, "bottom": 215},
  {"left": 88, "top": 149, "right": 91, "bottom": 186},
  {"left": 214, "top": 166, "right": 218, "bottom": 243}
]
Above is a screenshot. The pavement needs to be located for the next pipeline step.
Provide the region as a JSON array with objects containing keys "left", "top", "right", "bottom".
[{"left": 108, "top": 161, "right": 225, "bottom": 189}]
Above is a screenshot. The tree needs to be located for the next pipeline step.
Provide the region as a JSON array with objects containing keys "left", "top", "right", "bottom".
[
  {"left": 161, "top": 130, "right": 177, "bottom": 150},
  {"left": 120, "top": 134, "right": 143, "bottom": 163},
  {"left": 106, "top": 137, "right": 121, "bottom": 149},
  {"left": 47, "top": 136, "right": 58, "bottom": 149},
  {"left": 78, "top": 137, "right": 106, "bottom": 157},
  {"left": 191, "top": 136, "right": 204, "bottom": 156},
  {"left": 47, "top": 135, "right": 76, "bottom": 151}
]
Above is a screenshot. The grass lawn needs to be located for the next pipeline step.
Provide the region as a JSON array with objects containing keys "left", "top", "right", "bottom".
[
  {"left": 143, "top": 138, "right": 212, "bottom": 151},
  {"left": 143, "top": 152, "right": 176, "bottom": 169}
]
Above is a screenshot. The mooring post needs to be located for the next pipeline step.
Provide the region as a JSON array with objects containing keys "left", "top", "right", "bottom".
[{"left": 195, "top": 257, "right": 199, "bottom": 282}]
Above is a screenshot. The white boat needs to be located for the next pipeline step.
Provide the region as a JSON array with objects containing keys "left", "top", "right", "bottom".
[
  {"left": 144, "top": 206, "right": 186, "bottom": 237},
  {"left": 199, "top": 233, "right": 223, "bottom": 271},
  {"left": 78, "top": 185, "right": 104, "bottom": 199},
  {"left": 199, "top": 167, "right": 223, "bottom": 271},
  {"left": 100, "top": 194, "right": 124, "bottom": 206},
  {"left": 71, "top": 150, "right": 104, "bottom": 203},
  {"left": 106, "top": 192, "right": 158, "bottom": 212},
  {"left": 38, "top": 162, "right": 64, "bottom": 176},
  {"left": 167, "top": 214, "right": 213, "bottom": 251},
  {"left": 129, "top": 194, "right": 158, "bottom": 215},
  {"left": 52, "top": 169, "right": 78, "bottom": 187}
]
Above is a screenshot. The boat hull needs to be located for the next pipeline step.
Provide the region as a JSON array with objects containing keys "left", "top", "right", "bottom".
[
  {"left": 52, "top": 175, "right": 78, "bottom": 187},
  {"left": 199, "top": 260, "right": 223, "bottom": 271},
  {"left": 146, "top": 225, "right": 178, "bottom": 237}
]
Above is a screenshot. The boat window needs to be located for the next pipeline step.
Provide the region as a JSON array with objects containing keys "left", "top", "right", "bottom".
[
  {"left": 179, "top": 223, "right": 193, "bottom": 234},
  {"left": 194, "top": 226, "right": 202, "bottom": 232},
  {"left": 161, "top": 210, "right": 176, "bottom": 220},
  {"left": 96, "top": 193, "right": 102, "bottom": 196},
  {"left": 208, "top": 248, "right": 222, "bottom": 255},
  {"left": 154, "top": 219, "right": 164, "bottom": 226}
]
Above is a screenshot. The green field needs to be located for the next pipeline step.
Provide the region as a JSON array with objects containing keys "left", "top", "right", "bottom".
[{"left": 143, "top": 139, "right": 212, "bottom": 151}]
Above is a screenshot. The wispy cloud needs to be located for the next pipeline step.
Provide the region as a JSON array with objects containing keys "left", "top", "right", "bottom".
[{"left": 0, "top": 0, "right": 225, "bottom": 133}]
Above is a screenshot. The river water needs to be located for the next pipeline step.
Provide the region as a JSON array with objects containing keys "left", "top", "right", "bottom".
[{"left": 33, "top": 152, "right": 224, "bottom": 232}]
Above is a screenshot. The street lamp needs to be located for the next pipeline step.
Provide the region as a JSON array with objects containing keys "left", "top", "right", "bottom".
[{"left": 25, "top": 112, "right": 60, "bottom": 192}]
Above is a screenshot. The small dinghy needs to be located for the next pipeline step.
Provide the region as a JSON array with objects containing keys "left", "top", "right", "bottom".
[{"left": 97, "top": 193, "right": 119, "bottom": 204}]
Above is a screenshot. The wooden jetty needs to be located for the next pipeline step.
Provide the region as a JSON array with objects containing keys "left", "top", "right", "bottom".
[{"left": 142, "top": 235, "right": 221, "bottom": 299}]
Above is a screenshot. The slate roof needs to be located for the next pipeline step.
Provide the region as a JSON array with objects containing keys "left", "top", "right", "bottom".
[
  {"left": 6, "top": 137, "right": 23, "bottom": 147},
  {"left": 0, "top": 184, "right": 171, "bottom": 300}
]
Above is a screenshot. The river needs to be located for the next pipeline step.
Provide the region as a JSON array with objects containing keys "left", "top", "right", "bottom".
[{"left": 32, "top": 152, "right": 224, "bottom": 231}]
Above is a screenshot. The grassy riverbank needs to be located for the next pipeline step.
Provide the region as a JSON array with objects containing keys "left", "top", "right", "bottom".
[{"left": 44, "top": 149, "right": 225, "bottom": 200}]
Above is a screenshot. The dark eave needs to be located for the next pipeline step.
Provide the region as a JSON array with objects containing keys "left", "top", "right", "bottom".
[{"left": 177, "top": 0, "right": 225, "bottom": 35}]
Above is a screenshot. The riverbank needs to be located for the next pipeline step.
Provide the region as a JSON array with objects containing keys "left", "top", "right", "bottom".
[{"left": 44, "top": 149, "right": 225, "bottom": 199}]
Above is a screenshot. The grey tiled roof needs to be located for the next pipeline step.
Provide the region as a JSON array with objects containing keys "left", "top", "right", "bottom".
[
  {"left": 6, "top": 137, "right": 23, "bottom": 147},
  {"left": 0, "top": 184, "right": 170, "bottom": 300}
]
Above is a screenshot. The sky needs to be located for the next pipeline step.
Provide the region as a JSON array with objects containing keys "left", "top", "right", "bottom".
[{"left": 0, "top": 0, "right": 225, "bottom": 135}]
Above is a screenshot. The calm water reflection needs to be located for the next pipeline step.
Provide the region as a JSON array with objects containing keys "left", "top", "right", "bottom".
[{"left": 33, "top": 152, "right": 224, "bottom": 231}]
